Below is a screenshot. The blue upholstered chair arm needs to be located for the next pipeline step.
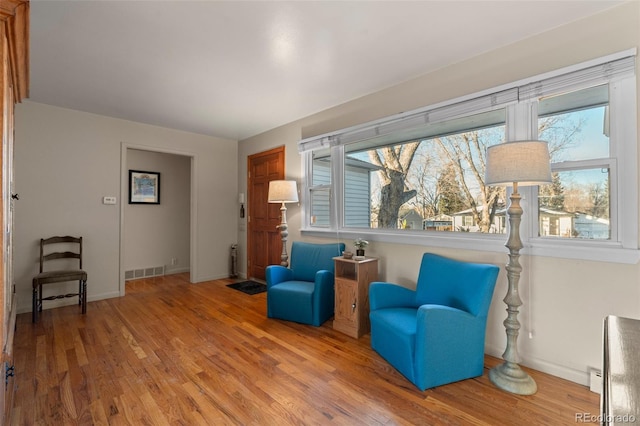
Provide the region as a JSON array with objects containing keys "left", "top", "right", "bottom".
[
  {"left": 369, "top": 282, "right": 417, "bottom": 311},
  {"left": 416, "top": 305, "right": 483, "bottom": 346},
  {"left": 314, "top": 270, "right": 334, "bottom": 291},
  {"left": 265, "top": 265, "right": 293, "bottom": 288},
  {"left": 313, "top": 270, "right": 335, "bottom": 322},
  {"left": 414, "top": 304, "right": 486, "bottom": 390}
]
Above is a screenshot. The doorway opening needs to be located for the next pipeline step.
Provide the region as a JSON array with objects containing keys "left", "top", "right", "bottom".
[{"left": 119, "top": 144, "right": 195, "bottom": 295}]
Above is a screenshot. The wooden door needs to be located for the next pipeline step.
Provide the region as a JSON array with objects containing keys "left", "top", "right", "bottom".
[{"left": 247, "top": 146, "right": 284, "bottom": 280}]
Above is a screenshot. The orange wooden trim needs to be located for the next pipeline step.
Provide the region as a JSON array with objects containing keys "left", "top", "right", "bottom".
[
  {"left": 0, "top": 0, "right": 23, "bottom": 19},
  {"left": 0, "top": 0, "right": 28, "bottom": 102}
]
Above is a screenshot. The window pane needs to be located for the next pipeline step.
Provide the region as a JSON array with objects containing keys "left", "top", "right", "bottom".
[
  {"left": 310, "top": 149, "right": 330, "bottom": 227},
  {"left": 310, "top": 188, "right": 330, "bottom": 227},
  {"left": 312, "top": 149, "right": 330, "bottom": 186},
  {"left": 537, "top": 85, "right": 611, "bottom": 240},
  {"left": 539, "top": 85, "right": 609, "bottom": 162},
  {"left": 538, "top": 169, "right": 610, "bottom": 239},
  {"left": 344, "top": 110, "right": 506, "bottom": 233}
]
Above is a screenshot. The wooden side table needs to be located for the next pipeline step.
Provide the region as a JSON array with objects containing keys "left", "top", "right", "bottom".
[{"left": 333, "top": 256, "right": 379, "bottom": 338}]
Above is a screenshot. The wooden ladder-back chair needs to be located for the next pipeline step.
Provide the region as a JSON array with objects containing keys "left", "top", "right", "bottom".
[{"left": 32, "top": 236, "right": 87, "bottom": 322}]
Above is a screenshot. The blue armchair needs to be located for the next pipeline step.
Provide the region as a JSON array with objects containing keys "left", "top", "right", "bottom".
[
  {"left": 369, "top": 253, "right": 499, "bottom": 391},
  {"left": 266, "top": 241, "right": 345, "bottom": 326}
]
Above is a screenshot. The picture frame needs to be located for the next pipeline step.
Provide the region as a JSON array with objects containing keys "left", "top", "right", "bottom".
[{"left": 129, "top": 170, "right": 160, "bottom": 204}]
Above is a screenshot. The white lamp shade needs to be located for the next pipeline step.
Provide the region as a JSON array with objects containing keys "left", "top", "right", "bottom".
[
  {"left": 268, "top": 180, "right": 299, "bottom": 203},
  {"left": 485, "top": 140, "right": 552, "bottom": 186}
]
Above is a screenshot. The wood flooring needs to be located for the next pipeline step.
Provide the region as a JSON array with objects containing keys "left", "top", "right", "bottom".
[{"left": 12, "top": 273, "right": 599, "bottom": 425}]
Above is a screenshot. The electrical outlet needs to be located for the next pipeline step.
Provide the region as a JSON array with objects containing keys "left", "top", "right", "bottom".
[
  {"left": 102, "top": 196, "right": 117, "bottom": 205},
  {"left": 171, "top": 258, "right": 177, "bottom": 265}
]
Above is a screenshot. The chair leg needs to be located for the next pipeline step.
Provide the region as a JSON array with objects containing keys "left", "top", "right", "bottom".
[
  {"left": 39, "top": 285, "right": 43, "bottom": 312},
  {"left": 32, "top": 286, "right": 37, "bottom": 323},
  {"left": 81, "top": 280, "right": 87, "bottom": 314}
]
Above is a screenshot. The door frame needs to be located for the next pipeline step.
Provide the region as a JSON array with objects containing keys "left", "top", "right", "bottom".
[{"left": 119, "top": 143, "right": 196, "bottom": 295}]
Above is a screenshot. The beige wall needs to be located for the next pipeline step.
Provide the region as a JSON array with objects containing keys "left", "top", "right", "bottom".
[
  {"left": 125, "top": 149, "right": 191, "bottom": 275},
  {"left": 238, "top": 2, "right": 640, "bottom": 385},
  {"left": 14, "top": 102, "right": 238, "bottom": 313}
]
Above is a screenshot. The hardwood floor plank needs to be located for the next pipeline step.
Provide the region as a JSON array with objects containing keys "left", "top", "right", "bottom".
[
  {"left": 181, "top": 381, "right": 232, "bottom": 424},
  {"left": 88, "top": 399, "right": 109, "bottom": 425},
  {"left": 13, "top": 273, "right": 600, "bottom": 425},
  {"left": 59, "top": 371, "right": 78, "bottom": 419},
  {"left": 72, "top": 327, "right": 89, "bottom": 367}
]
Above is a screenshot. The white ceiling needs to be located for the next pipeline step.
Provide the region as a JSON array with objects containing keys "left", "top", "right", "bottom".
[{"left": 29, "top": 1, "right": 624, "bottom": 141}]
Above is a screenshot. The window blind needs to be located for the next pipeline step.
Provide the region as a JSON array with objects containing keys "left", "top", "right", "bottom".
[
  {"left": 298, "top": 53, "right": 635, "bottom": 154},
  {"left": 298, "top": 88, "right": 518, "bottom": 153},
  {"left": 298, "top": 134, "right": 334, "bottom": 154},
  {"left": 519, "top": 56, "right": 635, "bottom": 102}
]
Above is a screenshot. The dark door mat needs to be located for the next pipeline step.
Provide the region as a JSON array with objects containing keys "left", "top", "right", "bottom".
[{"left": 227, "top": 280, "right": 267, "bottom": 295}]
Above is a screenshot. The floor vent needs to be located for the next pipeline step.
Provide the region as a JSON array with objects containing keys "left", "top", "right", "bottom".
[{"left": 125, "top": 265, "right": 165, "bottom": 281}]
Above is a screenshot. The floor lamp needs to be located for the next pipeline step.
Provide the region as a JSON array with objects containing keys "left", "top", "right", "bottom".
[
  {"left": 485, "top": 140, "right": 552, "bottom": 395},
  {"left": 268, "top": 180, "right": 298, "bottom": 267}
]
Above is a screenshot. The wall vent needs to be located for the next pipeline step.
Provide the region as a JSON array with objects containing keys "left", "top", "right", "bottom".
[
  {"left": 589, "top": 367, "right": 602, "bottom": 394},
  {"left": 125, "top": 265, "right": 165, "bottom": 281}
]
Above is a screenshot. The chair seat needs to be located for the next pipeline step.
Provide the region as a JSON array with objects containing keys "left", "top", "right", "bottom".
[
  {"left": 370, "top": 308, "right": 419, "bottom": 383},
  {"left": 268, "top": 281, "right": 315, "bottom": 324},
  {"left": 370, "top": 308, "right": 418, "bottom": 336},
  {"left": 33, "top": 270, "right": 87, "bottom": 286},
  {"left": 270, "top": 280, "right": 315, "bottom": 297}
]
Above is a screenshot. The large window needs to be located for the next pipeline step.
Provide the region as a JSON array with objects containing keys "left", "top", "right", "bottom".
[
  {"left": 343, "top": 110, "right": 506, "bottom": 233},
  {"left": 300, "top": 53, "right": 637, "bottom": 262}
]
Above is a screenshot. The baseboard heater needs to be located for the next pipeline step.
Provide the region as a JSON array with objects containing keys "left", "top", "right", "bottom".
[{"left": 125, "top": 265, "right": 165, "bottom": 281}]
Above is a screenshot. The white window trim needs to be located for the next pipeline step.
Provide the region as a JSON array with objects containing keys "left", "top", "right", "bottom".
[
  {"left": 612, "top": 77, "right": 638, "bottom": 250},
  {"left": 300, "top": 50, "right": 639, "bottom": 264}
]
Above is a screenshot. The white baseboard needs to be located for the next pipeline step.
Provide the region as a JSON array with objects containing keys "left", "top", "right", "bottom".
[
  {"left": 485, "top": 343, "right": 590, "bottom": 386},
  {"left": 165, "top": 266, "right": 190, "bottom": 275},
  {"left": 193, "top": 272, "right": 236, "bottom": 283}
]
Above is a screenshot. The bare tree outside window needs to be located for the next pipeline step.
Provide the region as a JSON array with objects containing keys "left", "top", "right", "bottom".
[{"left": 346, "top": 107, "right": 586, "bottom": 235}]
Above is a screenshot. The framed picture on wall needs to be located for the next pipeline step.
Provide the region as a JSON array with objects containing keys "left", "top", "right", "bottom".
[{"left": 129, "top": 170, "right": 160, "bottom": 204}]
